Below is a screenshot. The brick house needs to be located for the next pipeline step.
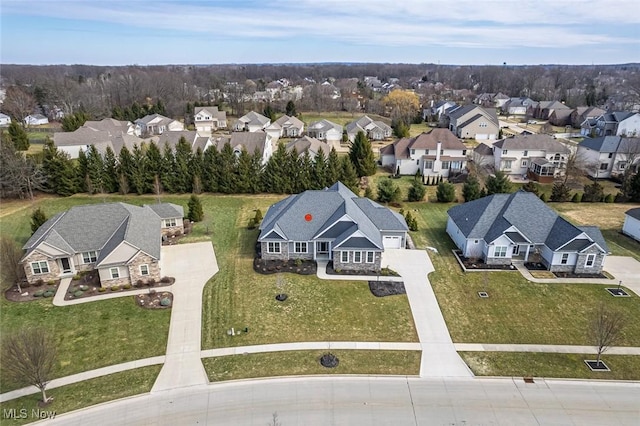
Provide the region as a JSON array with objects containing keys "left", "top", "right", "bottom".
[
  {"left": 21, "top": 202, "right": 183, "bottom": 288},
  {"left": 258, "top": 182, "right": 408, "bottom": 272},
  {"left": 446, "top": 191, "right": 608, "bottom": 274}
]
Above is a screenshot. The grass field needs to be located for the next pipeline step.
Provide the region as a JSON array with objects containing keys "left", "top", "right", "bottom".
[
  {"left": 203, "top": 350, "right": 421, "bottom": 382},
  {"left": 0, "top": 365, "right": 160, "bottom": 425},
  {"left": 460, "top": 352, "right": 640, "bottom": 380}
]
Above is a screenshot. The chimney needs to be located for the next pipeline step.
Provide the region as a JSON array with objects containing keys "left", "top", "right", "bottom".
[{"left": 436, "top": 141, "right": 442, "bottom": 162}]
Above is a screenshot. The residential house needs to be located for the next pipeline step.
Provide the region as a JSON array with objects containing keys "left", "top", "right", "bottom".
[
  {"left": 265, "top": 115, "right": 305, "bottom": 141},
  {"left": 232, "top": 111, "right": 271, "bottom": 132},
  {"left": 622, "top": 208, "right": 640, "bottom": 242},
  {"left": 447, "top": 104, "right": 499, "bottom": 140},
  {"left": 491, "top": 134, "right": 571, "bottom": 183},
  {"left": 83, "top": 118, "right": 136, "bottom": 136},
  {"left": 0, "top": 112, "right": 11, "bottom": 127},
  {"left": 591, "top": 112, "right": 640, "bottom": 137},
  {"left": 533, "top": 101, "right": 571, "bottom": 120},
  {"left": 286, "top": 136, "right": 331, "bottom": 159},
  {"left": 154, "top": 130, "right": 212, "bottom": 153},
  {"left": 577, "top": 136, "right": 640, "bottom": 178},
  {"left": 306, "top": 119, "right": 343, "bottom": 149},
  {"left": 24, "top": 114, "right": 49, "bottom": 126},
  {"left": 345, "top": 115, "right": 392, "bottom": 142},
  {"left": 258, "top": 182, "right": 408, "bottom": 272},
  {"left": 54, "top": 118, "right": 139, "bottom": 158},
  {"left": 472, "top": 143, "right": 495, "bottom": 170},
  {"left": 474, "top": 92, "right": 509, "bottom": 108},
  {"left": 446, "top": 191, "right": 608, "bottom": 273},
  {"left": 422, "top": 100, "right": 457, "bottom": 121},
  {"left": 380, "top": 129, "right": 468, "bottom": 178},
  {"left": 572, "top": 106, "right": 605, "bottom": 129},
  {"left": 194, "top": 106, "right": 227, "bottom": 133},
  {"left": 501, "top": 97, "right": 537, "bottom": 116},
  {"left": 548, "top": 108, "right": 574, "bottom": 126},
  {"left": 134, "top": 114, "right": 184, "bottom": 136},
  {"left": 213, "top": 131, "right": 274, "bottom": 164},
  {"left": 21, "top": 202, "right": 184, "bottom": 288}
]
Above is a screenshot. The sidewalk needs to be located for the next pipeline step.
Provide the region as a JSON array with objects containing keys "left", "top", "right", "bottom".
[
  {"left": 454, "top": 343, "right": 640, "bottom": 355},
  {"left": 201, "top": 341, "right": 422, "bottom": 358},
  {"left": 514, "top": 263, "right": 618, "bottom": 284}
]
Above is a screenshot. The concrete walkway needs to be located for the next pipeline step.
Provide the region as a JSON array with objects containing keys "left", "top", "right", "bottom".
[
  {"left": 604, "top": 256, "right": 640, "bottom": 296},
  {"left": 316, "top": 260, "right": 403, "bottom": 282},
  {"left": 382, "top": 249, "right": 472, "bottom": 377},
  {"left": 201, "top": 341, "right": 422, "bottom": 358},
  {"left": 455, "top": 343, "right": 640, "bottom": 355},
  {"left": 151, "top": 242, "right": 219, "bottom": 392},
  {"left": 514, "top": 262, "right": 619, "bottom": 284},
  {"left": 53, "top": 278, "right": 175, "bottom": 307}
]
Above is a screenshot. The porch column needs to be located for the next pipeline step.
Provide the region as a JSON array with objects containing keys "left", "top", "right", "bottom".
[{"left": 524, "top": 244, "right": 530, "bottom": 262}]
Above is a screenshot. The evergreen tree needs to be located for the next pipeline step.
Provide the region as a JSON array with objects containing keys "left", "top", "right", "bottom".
[
  {"left": 85, "top": 145, "right": 105, "bottom": 194},
  {"left": 571, "top": 192, "right": 582, "bottom": 203},
  {"left": 42, "top": 140, "right": 76, "bottom": 196},
  {"left": 117, "top": 146, "right": 134, "bottom": 194},
  {"left": 218, "top": 142, "right": 238, "bottom": 193},
  {"left": 376, "top": 178, "right": 401, "bottom": 203},
  {"left": 111, "top": 106, "right": 125, "bottom": 120},
  {"left": 7, "top": 121, "right": 29, "bottom": 151},
  {"left": 202, "top": 145, "right": 219, "bottom": 192},
  {"left": 485, "top": 171, "right": 512, "bottom": 195},
  {"left": 297, "top": 150, "right": 313, "bottom": 192},
  {"left": 550, "top": 181, "right": 572, "bottom": 202},
  {"left": 583, "top": 181, "right": 605, "bottom": 202},
  {"left": 436, "top": 182, "right": 456, "bottom": 202},
  {"left": 130, "top": 144, "right": 148, "bottom": 195},
  {"left": 174, "top": 137, "right": 193, "bottom": 193},
  {"left": 76, "top": 148, "right": 89, "bottom": 193},
  {"left": 248, "top": 148, "right": 264, "bottom": 193},
  {"left": 284, "top": 148, "right": 300, "bottom": 193},
  {"left": 187, "top": 194, "right": 204, "bottom": 222},
  {"left": 190, "top": 148, "right": 204, "bottom": 193},
  {"left": 61, "top": 111, "right": 90, "bottom": 132},
  {"left": 263, "top": 104, "right": 276, "bottom": 121},
  {"left": 235, "top": 148, "right": 253, "bottom": 193},
  {"left": 521, "top": 180, "right": 540, "bottom": 195},
  {"left": 263, "top": 143, "right": 289, "bottom": 193},
  {"left": 160, "top": 143, "right": 177, "bottom": 193},
  {"left": 404, "top": 210, "right": 418, "bottom": 231},
  {"left": 628, "top": 172, "right": 640, "bottom": 202},
  {"left": 102, "top": 146, "right": 118, "bottom": 193},
  {"left": 30, "top": 208, "right": 47, "bottom": 234},
  {"left": 364, "top": 186, "right": 374, "bottom": 199},
  {"left": 145, "top": 142, "right": 163, "bottom": 189},
  {"left": 348, "top": 131, "right": 376, "bottom": 177},
  {"left": 391, "top": 118, "right": 410, "bottom": 138},
  {"left": 340, "top": 155, "right": 360, "bottom": 194},
  {"left": 312, "top": 149, "right": 328, "bottom": 189},
  {"left": 326, "top": 147, "right": 342, "bottom": 186},
  {"left": 462, "top": 175, "right": 481, "bottom": 202},
  {"left": 407, "top": 179, "right": 426, "bottom": 202},
  {"left": 285, "top": 100, "right": 297, "bottom": 117}
]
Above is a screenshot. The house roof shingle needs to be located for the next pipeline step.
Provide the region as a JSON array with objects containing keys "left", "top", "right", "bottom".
[{"left": 494, "top": 134, "right": 570, "bottom": 153}]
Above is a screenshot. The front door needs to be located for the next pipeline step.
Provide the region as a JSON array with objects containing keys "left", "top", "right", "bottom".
[
  {"left": 60, "top": 258, "right": 72, "bottom": 274},
  {"left": 512, "top": 245, "right": 520, "bottom": 256}
]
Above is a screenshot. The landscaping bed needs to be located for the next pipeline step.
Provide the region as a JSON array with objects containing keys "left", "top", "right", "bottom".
[
  {"left": 525, "top": 262, "right": 547, "bottom": 271},
  {"left": 253, "top": 258, "right": 317, "bottom": 275},
  {"left": 325, "top": 261, "right": 400, "bottom": 277},
  {"left": 136, "top": 290, "right": 173, "bottom": 309},
  {"left": 4, "top": 280, "right": 60, "bottom": 302},
  {"left": 369, "top": 280, "right": 406, "bottom": 297},
  {"left": 553, "top": 271, "right": 608, "bottom": 279},
  {"left": 64, "top": 276, "right": 174, "bottom": 301},
  {"left": 453, "top": 250, "right": 515, "bottom": 271}
]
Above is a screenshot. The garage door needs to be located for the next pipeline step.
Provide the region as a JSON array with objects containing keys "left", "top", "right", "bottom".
[
  {"left": 383, "top": 235, "right": 402, "bottom": 249},
  {"left": 475, "top": 134, "right": 489, "bottom": 140}
]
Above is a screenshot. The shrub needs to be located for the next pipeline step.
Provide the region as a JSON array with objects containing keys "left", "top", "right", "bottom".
[
  {"left": 136, "top": 279, "right": 145, "bottom": 287},
  {"left": 98, "top": 287, "right": 107, "bottom": 292},
  {"left": 248, "top": 218, "right": 257, "bottom": 230},
  {"left": 43, "top": 290, "right": 54, "bottom": 297},
  {"left": 160, "top": 298, "right": 172, "bottom": 307},
  {"left": 539, "top": 192, "right": 549, "bottom": 202},
  {"left": 47, "top": 280, "right": 56, "bottom": 286},
  {"left": 74, "top": 290, "right": 84, "bottom": 297},
  {"left": 149, "top": 289, "right": 157, "bottom": 295},
  {"left": 110, "top": 285, "right": 120, "bottom": 291},
  {"left": 604, "top": 193, "right": 615, "bottom": 203},
  {"left": 571, "top": 192, "right": 582, "bottom": 203},
  {"left": 79, "top": 285, "right": 88, "bottom": 291},
  {"left": 34, "top": 290, "right": 45, "bottom": 297},
  {"left": 123, "top": 284, "right": 132, "bottom": 290},
  {"left": 295, "top": 258, "right": 303, "bottom": 266},
  {"left": 436, "top": 182, "right": 456, "bottom": 202},
  {"left": 34, "top": 279, "right": 45, "bottom": 287},
  {"left": 160, "top": 276, "right": 172, "bottom": 283},
  {"left": 147, "top": 278, "right": 156, "bottom": 285},
  {"left": 72, "top": 274, "right": 82, "bottom": 281}
]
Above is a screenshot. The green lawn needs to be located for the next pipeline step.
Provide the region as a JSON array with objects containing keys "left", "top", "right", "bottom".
[
  {"left": 409, "top": 202, "right": 640, "bottom": 346},
  {"left": 0, "top": 365, "right": 160, "bottom": 425},
  {"left": 203, "top": 350, "right": 421, "bottom": 382},
  {"left": 460, "top": 352, "right": 640, "bottom": 380},
  {"left": 200, "top": 195, "right": 418, "bottom": 349}
]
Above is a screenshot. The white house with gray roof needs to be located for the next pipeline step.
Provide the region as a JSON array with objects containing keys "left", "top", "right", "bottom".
[
  {"left": 194, "top": 106, "right": 227, "bottom": 133},
  {"left": 577, "top": 136, "right": 640, "bottom": 178},
  {"left": 258, "top": 182, "right": 408, "bottom": 272},
  {"left": 134, "top": 114, "right": 184, "bottom": 136},
  {"left": 446, "top": 191, "right": 608, "bottom": 274},
  {"left": 306, "top": 119, "right": 342, "bottom": 149},
  {"left": 21, "top": 202, "right": 183, "bottom": 288},
  {"left": 233, "top": 111, "right": 271, "bottom": 132},
  {"left": 622, "top": 208, "right": 640, "bottom": 242},
  {"left": 447, "top": 104, "right": 499, "bottom": 140},
  {"left": 345, "top": 116, "right": 392, "bottom": 142}
]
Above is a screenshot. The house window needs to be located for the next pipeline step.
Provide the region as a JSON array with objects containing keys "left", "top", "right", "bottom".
[
  {"left": 619, "top": 162, "right": 627, "bottom": 170},
  {"left": 411, "top": 149, "right": 415, "bottom": 155},
  {"left": 442, "top": 161, "right": 450, "bottom": 169},
  {"left": 451, "top": 161, "right": 462, "bottom": 170},
  {"left": 416, "top": 159, "right": 419, "bottom": 165},
  {"left": 140, "top": 264, "right": 150, "bottom": 276},
  {"left": 110, "top": 267, "right": 120, "bottom": 279},
  {"left": 341, "top": 251, "right": 349, "bottom": 263},
  {"left": 521, "top": 160, "right": 528, "bottom": 167},
  {"left": 294, "top": 242, "right": 308, "bottom": 253},
  {"left": 440, "top": 149, "right": 444, "bottom": 155},
  {"left": 600, "top": 163, "right": 608, "bottom": 171},
  {"left": 366, "top": 251, "right": 375, "bottom": 263},
  {"left": 608, "top": 153, "right": 613, "bottom": 159},
  {"left": 164, "top": 218, "right": 177, "bottom": 227},
  {"left": 585, "top": 254, "right": 596, "bottom": 267},
  {"left": 425, "top": 150, "right": 429, "bottom": 155},
  {"left": 353, "top": 251, "right": 362, "bottom": 263},
  {"left": 561, "top": 253, "right": 569, "bottom": 265},
  {"left": 494, "top": 246, "right": 508, "bottom": 257},
  {"left": 82, "top": 251, "right": 98, "bottom": 264},
  {"left": 503, "top": 150, "right": 508, "bottom": 155},
  {"left": 502, "top": 160, "right": 513, "bottom": 170},
  {"left": 267, "top": 242, "right": 281, "bottom": 253},
  {"left": 523, "top": 150, "right": 528, "bottom": 157},
  {"left": 31, "top": 261, "right": 49, "bottom": 275},
  {"left": 479, "top": 122, "right": 487, "bottom": 128},
  {"left": 424, "top": 160, "right": 433, "bottom": 169},
  {"left": 462, "top": 150, "right": 467, "bottom": 156}
]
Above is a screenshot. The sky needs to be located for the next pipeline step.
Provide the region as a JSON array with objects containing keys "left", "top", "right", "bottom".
[{"left": 1, "top": 0, "right": 639, "bottom": 66}]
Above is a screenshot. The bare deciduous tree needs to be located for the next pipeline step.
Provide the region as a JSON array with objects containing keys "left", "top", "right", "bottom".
[
  {"left": 589, "top": 303, "right": 625, "bottom": 367},
  {"left": 2, "top": 86, "right": 37, "bottom": 123},
  {"left": 0, "top": 236, "right": 26, "bottom": 292},
  {"left": 2, "top": 328, "right": 57, "bottom": 403}
]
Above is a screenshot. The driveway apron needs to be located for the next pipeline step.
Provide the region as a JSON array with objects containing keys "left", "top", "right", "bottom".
[
  {"left": 382, "top": 249, "right": 472, "bottom": 377},
  {"left": 152, "top": 242, "right": 219, "bottom": 392},
  {"left": 604, "top": 256, "right": 640, "bottom": 296}
]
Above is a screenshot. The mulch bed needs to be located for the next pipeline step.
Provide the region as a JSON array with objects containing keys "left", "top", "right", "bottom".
[
  {"left": 325, "top": 261, "right": 400, "bottom": 277},
  {"left": 135, "top": 290, "right": 173, "bottom": 309},
  {"left": 368, "top": 280, "right": 406, "bottom": 297},
  {"left": 64, "top": 274, "right": 174, "bottom": 301},
  {"left": 4, "top": 280, "right": 61, "bottom": 302},
  {"left": 253, "top": 258, "right": 317, "bottom": 275},
  {"left": 525, "top": 262, "right": 547, "bottom": 271},
  {"left": 553, "top": 272, "right": 608, "bottom": 279},
  {"left": 454, "top": 251, "right": 515, "bottom": 271}
]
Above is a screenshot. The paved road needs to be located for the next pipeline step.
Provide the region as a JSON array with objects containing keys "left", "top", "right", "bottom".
[
  {"left": 39, "top": 377, "right": 640, "bottom": 425},
  {"left": 151, "top": 242, "right": 219, "bottom": 392},
  {"left": 382, "top": 249, "right": 472, "bottom": 377}
]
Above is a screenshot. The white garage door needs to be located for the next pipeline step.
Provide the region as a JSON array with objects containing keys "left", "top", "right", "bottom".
[
  {"left": 475, "top": 133, "right": 489, "bottom": 140},
  {"left": 383, "top": 235, "right": 402, "bottom": 249}
]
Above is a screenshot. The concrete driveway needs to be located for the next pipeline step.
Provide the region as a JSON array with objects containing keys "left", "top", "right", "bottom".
[
  {"left": 152, "top": 242, "right": 219, "bottom": 392},
  {"left": 604, "top": 256, "right": 640, "bottom": 296},
  {"left": 382, "top": 249, "right": 472, "bottom": 377}
]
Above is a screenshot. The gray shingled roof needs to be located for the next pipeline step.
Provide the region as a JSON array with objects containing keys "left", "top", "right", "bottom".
[
  {"left": 259, "top": 182, "right": 407, "bottom": 250},
  {"left": 494, "top": 134, "right": 570, "bottom": 153},
  {"left": 286, "top": 136, "right": 331, "bottom": 158},
  {"left": 626, "top": 208, "right": 640, "bottom": 220},
  {"left": 144, "top": 203, "right": 184, "bottom": 219},
  {"left": 579, "top": 136, "right": 622, "bottom": 152},
  {"left": 447, "top": 192, "right": 607, "bottom": 253},
  {"left": 307, "top": 119, "right": 342, "bottom": 134}
]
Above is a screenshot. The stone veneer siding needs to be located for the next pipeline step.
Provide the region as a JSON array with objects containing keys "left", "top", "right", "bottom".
[
  {"left": 23, "top": 252, "right": 60, "bottom": 285},
  {"left": 128, "top": 252, "right": 161, "bottom": 284},
  {"left": 161, "top": 223, "right": 184, "bottom": 237},
  {"left": 332, "top": 250, "right": 382, "bottom": 272},
  {"left": 574, "top": 247, "right": 606, "bottom": 274},
  {"left": 485, "top": 256, "right": 511, "bottom": 266},
  {"left": 261, "top": 241, "right": 289, "bottom": 261}
]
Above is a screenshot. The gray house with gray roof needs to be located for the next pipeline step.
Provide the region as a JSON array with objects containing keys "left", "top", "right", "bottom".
[
  {"left": 21, "top": 202, "right": 183, "bottom": 288},
  {"left": 258, "top": 182, "right": 408, "bottom": 272},
  {"left": 446, "top": 192, "right": 608, "bottom": 274}
]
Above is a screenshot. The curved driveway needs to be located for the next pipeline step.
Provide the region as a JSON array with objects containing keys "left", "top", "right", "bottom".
[{"left": 40, "top": 376, "right": 640, "bottom": 425}]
